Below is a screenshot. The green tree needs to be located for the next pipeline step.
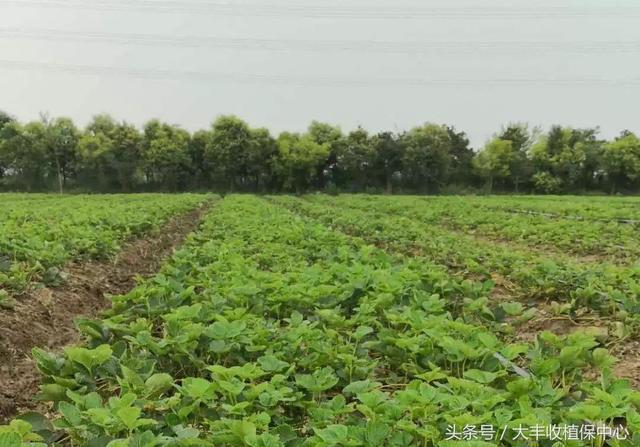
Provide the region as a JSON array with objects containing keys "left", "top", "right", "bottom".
[
  {"left": 531, "top": 172, "right": 563, "bottom": 194},
  {"left": 473, "top": 138, "right": 515, "bottom": 193},
  {"left": 401, "top": 124, "right": 453, "bottom": 193},
  {"left": 0, "top": 110, "right": 13, "bottom": 129},
  {"left": 188, "top": 129, "right": 210, "bottom": 189},
  {"left": 339, "top": 127, "right": 374, "bottom": 191},
  {"left": 0, "top": 110, "right": 15, "bottom": 180},
  {"left": 530, "top": 126, "right": 603, "bottom": 192},
  {"left": 0, "top": 121, "right": 48, "bottom": 190},
  {"left": 372, "top": 131, "right": 404, "bottom": 194},
  {"left": 246, "top": 127, "right": 278, "bottom": 191},
  {"left": 446, "top": 126, "right": 474, "bottom": 187},
  {"left": 43, "top": 116, "right": 79, "bottom": 193},
  {"left": 307, "top": 121, "right": 344, "bottom": 189},
  {"left": 205, "top": 115, "right": 253, "bottom": 191},
  {"left": 274, "top": 132, "right": 329, "bottom": 193},
  {"left": 498, "top": 123, "right": 536, "bottom": 192},
  {"left": 142, "top": 120, "right": 191, "bottom": 191},
  {"left": 110, "top": 122, "right": 143, "bottom": 191},
  {"left": 77, "top": 130, "right": 114, "bottom": 190},
  {"left": 602, "top": 131, "right": 640, "bottom": 193},
  {"left": 78, "top": 115, "right": 142, "bottom": 191}
]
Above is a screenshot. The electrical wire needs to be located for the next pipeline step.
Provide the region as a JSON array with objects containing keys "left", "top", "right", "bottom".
[
  {"left": 1, "top": 59, "right": 638, "bottom": 87},
  {"left": 2, "top": 27, "right": 639, "bottom": 54},
  {"left": 1, "top": 0, "right": 639, "bottom": 19}
]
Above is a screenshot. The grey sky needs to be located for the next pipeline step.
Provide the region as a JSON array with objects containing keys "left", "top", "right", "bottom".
[{"left": 0, "top": 0, "right": 639, "bottom": 147}]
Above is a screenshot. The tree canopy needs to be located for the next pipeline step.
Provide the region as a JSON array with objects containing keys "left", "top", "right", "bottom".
[{"left": 0, "top": 110, "right": 636, "bottom": 194}]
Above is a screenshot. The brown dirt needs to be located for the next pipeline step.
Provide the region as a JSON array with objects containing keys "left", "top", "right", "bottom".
[
  {"left": 513, "top": 307, "right": 640, "bottom": 387},
  {"left": 0, "top": 203, "right": 211, "bottom": 421},
  {"left": 611, "top": 340, "right": 640, "bottom": 388},
  {"left": 513, "top": 308, "right": 582, "bottom": 343}
]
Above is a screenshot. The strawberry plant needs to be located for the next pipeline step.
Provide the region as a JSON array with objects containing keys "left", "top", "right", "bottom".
[
  {"left": 273, "top": 195, "right": 640, "bottom": 336},
  {"left": 3, "top": 195, "right": 637, "bottom": 446},
  {"left": 0, "top": 193, "right": 210, "bottom": 295}
]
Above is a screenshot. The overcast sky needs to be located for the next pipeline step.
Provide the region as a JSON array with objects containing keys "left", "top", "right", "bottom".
[{"left": 0, "top": 0, "right": 639, "bottom": 147}]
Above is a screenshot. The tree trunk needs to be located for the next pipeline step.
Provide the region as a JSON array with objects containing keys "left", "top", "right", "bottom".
[
  {"left": 120, "top": 174, "right": 130, "bottom": 192},
  {"left": 385, "top": 175, "right": 393, "bottom": 194},
  {"left": 56, "top": 158, "right": 63, "bottom": 194}
]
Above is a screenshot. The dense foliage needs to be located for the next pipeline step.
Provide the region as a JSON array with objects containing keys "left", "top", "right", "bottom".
[
  {"left": 1, "top": 195, "right": 638, "bottom": 446},
  {"left": 2, "top": 111, "right": 639, "bottom": 194},
  {"left": 272, "top": 195, "right": 640, "bottom": 335},
  {"left": 0, "top": 193, "right": 208, "bottom": 295}
]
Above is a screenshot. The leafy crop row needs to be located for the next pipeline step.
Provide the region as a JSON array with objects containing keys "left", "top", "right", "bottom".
[
  {"left": 0, "top": 194, "right": 209, "bottom": 295},
  {"left": 270, "top": 196, "right": 640, "bottom": 336},
  {"left": 3, "top": 195, "right": 637, "bottom": 446},
  {"left": 307, "top": 195, "right": 640, "bottom": 263},
  {"left": 445, "top": 196, "right": 640, "bottom": 222}
]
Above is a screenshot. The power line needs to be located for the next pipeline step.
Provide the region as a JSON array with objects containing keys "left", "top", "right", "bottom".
[
  {"left": 1, "top": 59, "right": 639, "bottom": 87},
  {"left": 2, "top": 27, "right": 640, "bottom": 54},
  {"left": 2, "top": 0, "right": 640, "bottom": 19}
]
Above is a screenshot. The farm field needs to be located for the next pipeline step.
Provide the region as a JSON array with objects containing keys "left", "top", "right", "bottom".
[
  {"left": 273, "top": 196, "right": 640, "bottom": 334},
  {"left": 0, "top": 193, "right": 210, "bottom": 297},
  {"left": 1, "top": 194, "right": 639, "bottom": 446}
]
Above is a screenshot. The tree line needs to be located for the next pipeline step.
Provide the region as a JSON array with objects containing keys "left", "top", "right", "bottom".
[{"left": 1, "top": 109, "right": 639, "bottom": 194}]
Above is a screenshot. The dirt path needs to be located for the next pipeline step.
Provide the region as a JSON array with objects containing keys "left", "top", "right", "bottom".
[{"left": 0, "top": 202, "right": 211, "bottom": 421}]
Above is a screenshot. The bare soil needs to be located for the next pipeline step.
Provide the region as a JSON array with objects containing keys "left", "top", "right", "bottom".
[
  {"left": 0, "top": 203, "right": 210, "bottom": 421},
  {"left": 611, "top": 340, "right": 640, "bottom": 388},
  {"left": 514, "top": 307, "right": 640, "bottom": 387}
]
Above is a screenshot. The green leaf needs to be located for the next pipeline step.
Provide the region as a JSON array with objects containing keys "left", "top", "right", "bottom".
[
  {"left": 530, "top": 358, "right": 560, "bottom": 376},
  {"left": 257, "top": 355, "right": 289, "bottom": 373},
  {"left": 116, "top": 406, "right": 141, "bottom": 430},
  {"left": 65, "top": 344, "right": 112, "bottom": 373},
  {"left": 365, "top": 421, "right": 390, "bottom": 445},
  {"left": 245, "top": 433, "right": 284, "bottom": 447},
  {"left": 37, "top": 384, "right": 69, "bottom": 402},
  {"left": 357, "top": 390, "right": 388, "bottom": 409},
  {"left": 31, "top": 348, "right": 64, "bottom": 376},
  {"left": 501, "top": 302, "right": 524, "bottom": 316},
  {"left": 343, "top": 380, "right": 378, "bottom": 395},
  {"left": 567, "top": 404, "right": 601, "bottom": 421},
  {"left": 353, "top": 325, "right": 374, "bottom": 340},
  {"left": 208, "top": 340, "right": 228, "bottom": 353},
  {"left": 0, "top": 432, "right": 22, "bottom": 447},
  {"left": 181, "top": 377, "right": 213, "bottom": 400},
  {"left": 463, "top": 369, "right": 499, "bottom": 384},
  {"left": 592, "top": 348, "right": 616, "bottom": 369},
  {"left": 295, "top": 367, "right": 339, "bottom": 393},
  {"left": 229, "top": 420, "right": 256, "bottom": 442},
  {"left": 15, "top": 413, "right": 52, "bottom": 433},
  {"left": 144, "top": 373, "right": 174, "bottom": 398},
  {"left": 58, "top": 401, "right": 83, "bottom": 426},
  {"left": 172, "top": 425, "right": 200, "bottom": 440},
  {"left": 315, "top": 424, "right": 349, "bottom": 445}
]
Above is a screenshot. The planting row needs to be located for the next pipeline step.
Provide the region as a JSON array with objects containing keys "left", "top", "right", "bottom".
[
  {"left": 270, "top": 196, "right": 640, "bottom": 336},
  {"left": 309, "top": 195, "right": 640, "bottom": 263},
  {"left": 0, "top": 193, "right": 210, "bottom": 295},
  {"left": 459, "top": 195, "right": 640, "bottom": 222},
  {"left": 3, "top": 195, "right": 637, "bottom": 446}
]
